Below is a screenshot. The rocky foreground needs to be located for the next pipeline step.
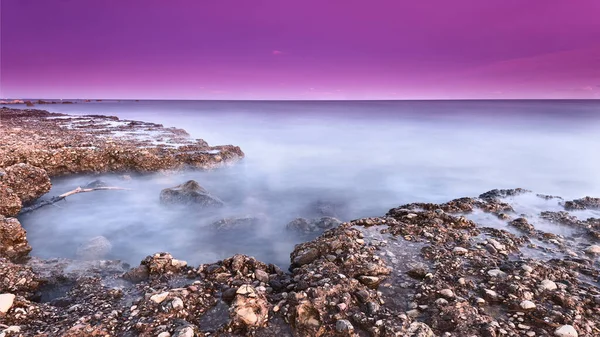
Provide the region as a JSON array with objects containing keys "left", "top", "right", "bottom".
[{"left": 1, "top": 108, "right": 600, "bottom": 337}]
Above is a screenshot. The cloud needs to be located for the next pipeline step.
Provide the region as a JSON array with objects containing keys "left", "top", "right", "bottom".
[{"left": 272, "top": 50, "right": 283, "bottom": 55}]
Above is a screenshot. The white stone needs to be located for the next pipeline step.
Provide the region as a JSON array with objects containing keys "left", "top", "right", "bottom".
[
  {"left": 521, "top": 265, "right": 533, "bottom": 273},
  {"left": 157, "top": 333, "right": 171, "bottom": 337},
  {"left": 520, "top": 300, "right": 536, "bottom": 310},
  {"left": 539, "top": 279, "right": 557, "bottom": 291},
  {"left": 171, "top": 297, "right": 184, "bottom": 310},
  {"left": 171, "top": 259, "right": 187, "bottom": 268},
  {"left": 336, "top": 319, "right": 354, "bottom": 332},
  {"left": 236, "top": 285, "right": 256, "bottom": 296},
  {"left": 453, "top": 247, "right": 468, "bottom": 254},
  {"left": 488, "top": 269, "right": 507, "bottom": 278},
  {"left": 0, "top": 293, "right": 16, "bottom": 313},
  {"left": 150, "top": 292, "right": 169, "bottom": 304},
  {"left": 554, "top": 325, "right": 578, "bottom": 337},
  {"left": 439, "top": 289, "right": 454, "bottom": 298}
]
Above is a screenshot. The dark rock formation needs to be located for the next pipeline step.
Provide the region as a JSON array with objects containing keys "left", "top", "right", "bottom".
[{"left": 159, "top": 180, "right": 224, "bottom": 208}]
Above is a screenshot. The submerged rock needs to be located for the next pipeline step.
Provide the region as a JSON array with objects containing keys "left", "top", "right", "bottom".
[
  {"left": 210, "top": 216, "right": 261, "bottom": 232},
  {"left": 159, "top": 180, "right": 224, "bottom": 208},
  {"left": 75, "top": 236, "right": 112, "bottom": 260},
  {"left": 286, "top": 216, "right": 341, "bottom": 235}
]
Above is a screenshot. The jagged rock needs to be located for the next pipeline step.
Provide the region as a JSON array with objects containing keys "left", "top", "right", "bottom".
[
  {"left": 564, "top": 197, "right": 600, "bottom": 210},
  {"left": 0, "top": 163, "right": 51, "bottom": 204},
  {"left": 585, "top": 245, "right": 600, "bottom": 255},
  {"left": 160, "top": 180, "right": 224, "bottom": 208},
  {"left": 0, "top": 184, "right": 21, "bottom": 217},
  {"left": 0, "top": 216, "right": 31, "bottom": 262},
  {"left": 75, "top": 236, "right": 112, "bottom": 260}
]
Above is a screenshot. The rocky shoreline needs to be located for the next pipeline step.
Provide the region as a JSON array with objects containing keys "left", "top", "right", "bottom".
[{"left": 1, "top": 108, "right": 599, "bottom": 336}]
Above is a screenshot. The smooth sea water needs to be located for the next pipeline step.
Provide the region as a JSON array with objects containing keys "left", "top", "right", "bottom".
[{"left": 15, "top": 100, "right": 600, "bottom": 266}]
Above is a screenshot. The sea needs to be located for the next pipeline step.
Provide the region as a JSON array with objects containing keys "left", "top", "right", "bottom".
[{"left": 13, "top": 100, "right": 600, "bottom": 266}]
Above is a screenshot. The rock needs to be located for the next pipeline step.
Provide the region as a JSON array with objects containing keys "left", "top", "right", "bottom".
[
  {"left": 231, "top": 285, "right": 269, "bottom": 329},
  {"left": 336, "top": 319, "right": 354, "bottom": 333},
  {"left": 520, "top": 300, "right": 536, "bottom": 310},
  {"left": 0, "top": 163, "right": 51, "bottom": 204},
  {"left": 75, "top": 236, "right": 112, "bottom": 260},
  {"left": 210, "top": 216, "right": 261, "bottom": 232},
  {"left": 406, "top": 322, "right": 435, "bottom": 337},
  {"left": 0, "top": 216, "right": 32, "bottom": 262},
  {"left": 439, "top": 289, "right": 454, "bottom": 298},
  {"left": 554, "top": 325, "right": 578, "bottom": 337},
  {"left": 292, "top": 248, "right": 320, "bottom": 267},
  {"left": 564, "top": 197, "right": 600, "bottom": 210},
  {"left": 509, "top": 217, "right": 535, "bottom": 233},
  {"left": 487, "top": 269, "right": 507, "bottom": 278},
  {"left": 0, "top": 184, "right": 21, "bottom": 217},
  {"left": 150, "top": 292, "right": 169, "bottom": 304},
  {"left": 171, "top": 297, "right": 184, "bottom": 310},
  {"left": 357, "top": 275, "right": 380, "bottom": 287},
  {"left": 0, "top": 293, "right": 16, "bottom": 313},
  {"left": 157, "top": 333, "right": 171, "bottom": 337},
  {"left": 286, "top": 216, "right": 342, "bottom": 235},
  {"left": 585, "top": 245, "right": 600, "bottom": 255},
  {"left": 453, "top": 247, "right": 468, "bottom": 254},
  {"left": 539, "top": 279, "right": 558, "bottom": 291},
  {"left": 174, "top": 326, "right": 194, "bottom": 337},
  {"left": 159, "top": 180, "right": 224, "bottom": 208},
  {"left": 254, "top": 269, "right": 269, "bottom": 283}
]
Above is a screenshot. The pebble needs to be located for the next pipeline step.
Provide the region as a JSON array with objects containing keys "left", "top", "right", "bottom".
[
  {"left": 520, "top": 300, "right": 536, "bottom": 310},
  {"left": 357, "top": 276, "right": 380, "bottom": 286},
  {"left": 157, "top": 333, "right": 171, "bottom": 337},
  {"left": 171, "top": 297, "right": 184, "bottom": 310},
  {"left": 453, "top": 247, "right": 468, "bottom": 254},
  {"left": 150, "top": 292, "right": 169, "bottom": 304},
  {"left": 539, "top": 279, "right": 558, "bottom": 291},
  {"left": 174, "top": 327, "right": 194, "bottom": 337},
  {"left": 236, "top": 285, "right": 256, "bottom": 296},
  {"left": 336, "top": 319, "right": 354, "bottom": 332},
  {"left": 439, "top": 289, "right": 454, "bottom": 298},
  {"left": 554, "top": 325, "right": 578, "bottom": 337},
  {"left": 0, "top": 293, "right": 16, "bottom": 313},
  {"left": 522, "top": 264, "right": 534, "bottom": 273},
  {"left": 170, "top": 259, "right": 187, "bottom": 268},
  {"left": 487, "top": 269, "right": 507, "bottom": 278}
]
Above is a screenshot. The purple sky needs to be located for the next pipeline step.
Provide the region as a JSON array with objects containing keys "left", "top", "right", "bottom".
[{"left": 2, "top": 0, "right": 600, "bottom": 99}]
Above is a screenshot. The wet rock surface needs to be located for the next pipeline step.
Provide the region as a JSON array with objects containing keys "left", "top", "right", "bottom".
[
  {"left": 0, "top": 216, "right": 32, "bottom": 262},
  {"left": 0, "top": 163, "right": 52, "bottom": 205}
]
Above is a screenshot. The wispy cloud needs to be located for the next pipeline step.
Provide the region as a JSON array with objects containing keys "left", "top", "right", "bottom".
[{"left": 272, "top": 50, "right": 284, "bottom": 55}]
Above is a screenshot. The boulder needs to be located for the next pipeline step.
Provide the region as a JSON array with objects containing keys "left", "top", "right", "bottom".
[
  {"left": 211, "top": 217, "right": 261, "bottom": 232},
  {"left": 0, "top": 163, "right": 51, "bottom": 204},
  {"left": 76, "top": 236, "right": 112, "bottom": 260},
  {"left": 159, "top": 180, "right": 224, "bottom": 208},
  {"left": 0, "top": 215, "right": 31, "bottom": 262},
  {"left": 286, "top": 216, "right": 341, "bottom": 235}
]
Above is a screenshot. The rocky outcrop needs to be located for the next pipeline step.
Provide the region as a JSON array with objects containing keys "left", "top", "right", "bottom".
[
  {"left": 0, "top": 163, "right": 51, "bottom": 204},
  {"left": 0, "top": 107, "right": 244, "bottom": 176},
  {"left": 159, "top": 180, "right": 224, "bottom": 208},
  {"left": 0, "top": 184, "right": 21, "bottom": 217},
  {"left": 563, "top": 196, "right": 600, "bottom": 210},
  {"left": 0, "top": 216, "right": 31, "bottom": 262}
]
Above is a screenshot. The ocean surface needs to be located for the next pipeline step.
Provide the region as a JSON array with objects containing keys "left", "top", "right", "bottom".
[{"left": 14, "top": 100, "right": 600, "bottom": 266}]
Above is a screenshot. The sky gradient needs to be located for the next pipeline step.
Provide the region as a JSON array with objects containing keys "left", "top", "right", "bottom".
[{"left": 1, "top": 0, "right": 600, "bottom": 99}]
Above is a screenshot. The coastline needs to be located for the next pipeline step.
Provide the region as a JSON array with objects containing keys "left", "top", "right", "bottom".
[{"left": 0, "top": 108, "right": 599, "bottom": 336}]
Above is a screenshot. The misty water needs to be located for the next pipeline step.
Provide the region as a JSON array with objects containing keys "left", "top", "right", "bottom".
[{"left": 16, "top": 100, "right": 600, "bottom": 267}]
